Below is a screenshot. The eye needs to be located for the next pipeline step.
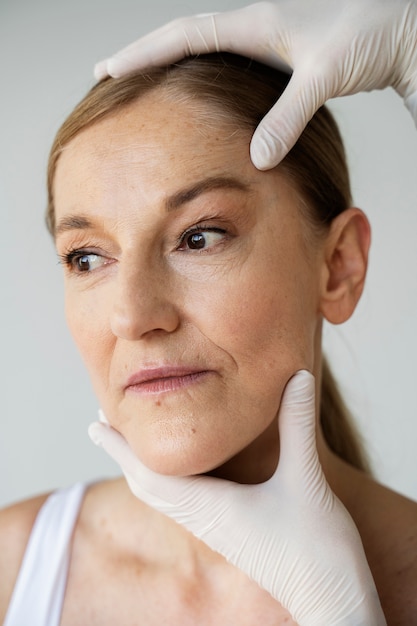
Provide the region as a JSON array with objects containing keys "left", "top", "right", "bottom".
[
  {"left": 60, "top": 250, "right": 108, "bottom": 274},
  {"left": 179, "top": 227, "right": 226, "bottom": 251}
]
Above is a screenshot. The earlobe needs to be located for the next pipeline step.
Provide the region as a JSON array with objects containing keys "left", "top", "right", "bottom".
[{"left": 319, "top": 208, "right": 371, "bottom": 325}]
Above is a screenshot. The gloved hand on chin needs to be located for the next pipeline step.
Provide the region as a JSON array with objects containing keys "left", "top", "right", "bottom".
[{"left": 89, "top": 370, "right": 386, "bottom": 625}]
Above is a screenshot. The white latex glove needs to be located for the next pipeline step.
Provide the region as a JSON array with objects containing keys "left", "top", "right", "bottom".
[
  {"left": 89, "top": 371, "right": 386, "bottom": 625},
  {"left": 94, "top": 0, "right": 417, "bottom": 170}
]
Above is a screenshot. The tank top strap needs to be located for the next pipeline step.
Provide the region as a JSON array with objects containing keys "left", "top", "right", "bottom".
[{"left": 4, "top": 482, "right": 87, "bottom": 626}]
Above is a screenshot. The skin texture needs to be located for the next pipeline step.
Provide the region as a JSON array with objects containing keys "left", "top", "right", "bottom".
[
  {"left": 1, "top": 92, "right": 416, "bottom": 625},
  {"left": 52, "top": 91, "right": 366, "bottom": 482}
]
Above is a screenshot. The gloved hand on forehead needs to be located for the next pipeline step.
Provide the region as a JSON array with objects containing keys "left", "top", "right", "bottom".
[
  {"left": 89, "top": 370, "right": 386, "bottom": 625},
  {"left": 94, "top": 0, "right": 417, "bottom": 171}
]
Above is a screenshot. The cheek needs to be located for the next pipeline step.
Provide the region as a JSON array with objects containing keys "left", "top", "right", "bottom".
[
  {"left": 62, "top": 240, "right": 321, "bottom": 477},
  {"left": 64, "top": 291, "right": 113, "bottom": 394},
  {"left": 185, "top": 256, "right": 319, "bottom": 383}
]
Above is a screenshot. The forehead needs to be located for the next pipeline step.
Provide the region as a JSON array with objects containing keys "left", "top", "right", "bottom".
[
  {"left": 51, "top": 92, "right": 312, "bottom": 249},
  {"left": 54, "top": 92, "right": 256, "bottom": 207}
]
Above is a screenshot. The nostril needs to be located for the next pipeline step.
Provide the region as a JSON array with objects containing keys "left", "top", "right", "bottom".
[{"left": 110, "top": 296, "right": 180, "bottom": 340}]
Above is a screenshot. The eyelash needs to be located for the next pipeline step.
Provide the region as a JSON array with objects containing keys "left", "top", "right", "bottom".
[
  {"left": 58, "top": 248, "right": 104, "bottom": 274},
  {"left": 58, "top": 224, "right": 228, "bottom": 275},
  {"left": 177, "top": 224, "right": 227, "bottom": 251}
]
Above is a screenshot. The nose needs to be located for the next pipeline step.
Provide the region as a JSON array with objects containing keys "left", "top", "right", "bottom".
[{"left": 110, "top": 260, "right": 180, "bottom": 341}]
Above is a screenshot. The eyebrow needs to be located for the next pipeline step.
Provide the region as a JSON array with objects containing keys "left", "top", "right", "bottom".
[
  {"left": 55, "top": 215, "right": 93, "bottom": 237},
  {"left": 164, "top": 175, "right": 250, "bottom": 212},
  {"left": 55, "top": 175, "right": 250, "bottom": 237}
]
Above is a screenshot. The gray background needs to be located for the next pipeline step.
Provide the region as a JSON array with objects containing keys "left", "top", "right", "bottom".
[{"left": 1, "top": 0, "right": 417, "bottom": 507}]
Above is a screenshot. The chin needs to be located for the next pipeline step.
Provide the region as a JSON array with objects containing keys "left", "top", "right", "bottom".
[
  {"left": 131, "top": 434, "right": 232, "bottom": 477},
  {"left": 140, "top": 454, "right": 219, "bottom": 477}
]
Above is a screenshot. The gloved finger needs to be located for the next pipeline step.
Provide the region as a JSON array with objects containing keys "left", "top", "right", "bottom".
[
  {"left": 250, "top": 70, "right": 328, "bottom": 169},
  {"left": 98, "top": 408, "right": 109, "bottom": 424},
  {"left": 97, "top": 13, "right": 222, "bottom": 79},
  {"left": 88, "top": 420, "right": 232, "bottom": 531},
  {"left": 94, "top": 59, "right": 109, "bottom": 81},
  {"left": 88, "top": 421, "right": 190, "bottom": 503},
  {"left": 95, "top": 5, "right": 284, "bottom": 80}
]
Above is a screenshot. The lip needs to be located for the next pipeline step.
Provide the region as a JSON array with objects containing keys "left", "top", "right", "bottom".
[{"left": 125, "top": 366, "right": 212, "bottom": 395}]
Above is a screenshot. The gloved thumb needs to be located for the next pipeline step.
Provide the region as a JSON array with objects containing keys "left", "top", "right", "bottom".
[
  {"left": 276, "top": 369, "right": 334, "bottom": 511},
  {"left": 277, "top": 369, "right": 316, "bottom": 459},
  {"left": 250, "top": 71, "right": 326, "bottom": 169}
]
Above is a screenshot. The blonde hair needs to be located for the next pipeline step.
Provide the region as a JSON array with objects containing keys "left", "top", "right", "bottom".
[{"left": 47, "top": 53, "right": 370, "bottom": 472}]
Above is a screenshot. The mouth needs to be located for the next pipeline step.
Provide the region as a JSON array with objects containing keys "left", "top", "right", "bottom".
[{"left": 125, "top": 367, "right": 213, "bottom": 396}]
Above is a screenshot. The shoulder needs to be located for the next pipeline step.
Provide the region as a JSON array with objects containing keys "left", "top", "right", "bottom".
[
  {"left": 382, "top": 489, "right": 417, "bottom": 623},
  {"left": 361, "top": 478, "right": 417, "bottom": 624},
  {"left": 0, "top": 492, "right": 50, "bottom": 623}
]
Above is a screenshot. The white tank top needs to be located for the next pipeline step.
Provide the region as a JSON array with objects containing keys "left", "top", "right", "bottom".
[{"left": 4, "top": 482, "right": 87, "bottom": 626}]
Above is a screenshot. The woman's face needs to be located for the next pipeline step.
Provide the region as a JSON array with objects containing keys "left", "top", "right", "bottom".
[{"left": 54, "top": 92, "right": 326, "bottom": 479}]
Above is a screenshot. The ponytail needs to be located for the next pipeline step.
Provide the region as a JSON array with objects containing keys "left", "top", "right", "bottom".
[{"left": 320, "top": 358, "right": 370, "bottom": 473}]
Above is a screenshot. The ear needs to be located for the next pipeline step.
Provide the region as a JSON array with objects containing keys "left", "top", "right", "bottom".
[{"left": 319, "top": 208, "right": 371, "bottom": 324}]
